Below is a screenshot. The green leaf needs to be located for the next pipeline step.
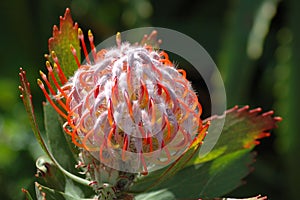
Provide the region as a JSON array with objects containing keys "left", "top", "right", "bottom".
[
  {"left": 134, "top": 189, "right": 176, "bottom": 200},
  {"left": 134, "top": 149, "right": 253, "bottom": 199},
  {"left": 19, "top": 69, "right": 49, "bottom": 155},
  {"left": 190, "top": 105, "right": 281, "bottom": 165},
  {"left": 43, "top": 102, "right": 78, "bottom": 173},
  {"left": 48, "top": 8, "right": 80, "bottom": 78}
]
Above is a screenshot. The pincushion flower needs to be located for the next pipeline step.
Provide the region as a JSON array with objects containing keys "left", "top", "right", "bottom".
[
  {"left": 32, "top": 13, "right": 207, "bottom": 199},
  {"left": 38, "top": 28, "right": 204, "bottom": 174}
]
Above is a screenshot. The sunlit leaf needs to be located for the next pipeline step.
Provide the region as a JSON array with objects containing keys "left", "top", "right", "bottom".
[
  {"left": 134, "top": 149, "right": 253, "bottom": 199},
  {"left": 48, "top": 8, "right": 80, "bottom": 78},
  {"left": 190, "top": 105, "right": 281, "bottom": 165},
  {"left": 134, "top": 189, "right": 175, "bottom": 200}
]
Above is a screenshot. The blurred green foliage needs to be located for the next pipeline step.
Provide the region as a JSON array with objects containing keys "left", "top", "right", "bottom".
[{"left": 0, "top": 0, "right": 298, "bottom": 199}]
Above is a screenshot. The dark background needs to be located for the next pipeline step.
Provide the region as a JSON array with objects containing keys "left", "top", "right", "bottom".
[{"left": 0, "top": 0, "right": 299, "bottom": 199}]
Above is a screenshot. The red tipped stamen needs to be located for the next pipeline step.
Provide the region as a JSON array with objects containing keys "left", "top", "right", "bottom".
[
  {"left": 39, "top": 70, "right": 68, "bottom": 111},
  {"left": 149, "top": 98, "right": 156, "bottom": 125},
  {"left": 88, "top": 30, "right": 97, "bottom": 62},
  {"left": 159, "top": 51, "right": 173, "bottom": 66},
  {"left": 160, "top": 59, "right": 173, "bottom": 66},
  {"left": 144, "top": 45, "right": 153, "bottom": 52},
  {"left": 78, "top": 28, "right": 90, "bottom": 64},
  {"left": 159, "top": 51, "right": 169, "bottom": 60},
  {"left": 157, "top": 82, "right": 171, "bottom": 103},
  {"left": 70, "top": 44, "right": 81, "bottom": 68},
  {"left": 99, "top": 143, "right": 105, "bottom": 162},
  {"left": 37, "top": 79, "right": 67, "bottom": 119},
  {"left": 177, "top": 69, "right": 187, "bottom": 78},
  {"left": 124, "top": 91, "right": 134, "bottom": 120},
  {"left": 51, "top": 51, "right": 68, "bottom": 84},
  {"left": 39, "top": 70, "right": 56, "bottom": 95},
  {"left": 139, "top": 80, "right": 149, "bottom": 108},
  {"left": 46, "top": 61, "right": 68, "bottom": 100},
  {"left": 107, "top": 99, "right": 114, "bottom": 126},
  {"left": 111, "top": 77, "right": 119, "bottom": 105},
  {"left": 122, "top": 134, "right": 128, "bottom": 161},
  {"left": 71, "top": 128, "right": 84, "bottom": 148},
  {"left": 107, "top": 124, "right": 116, "bottom": 148},
  {"left": 164, "top": 114, "right": 171, "bottom": 141},
  {"left": 63, "top": 121, "right": 73, "bottom": 136},
  {"left": 116, "top": 32, "right": 121, "bottom": 48},
  {"left": 140, "top": 152, "right": 148, "bottom": 175},
  {"left": 82, "top": 129, "right": 99, "bottom": 151},
  {"left": 67, "top": 106, "right": 80, "bottom": 131},
  {"left": 94, "top": 85, "right": 100, "bottom": 98}
]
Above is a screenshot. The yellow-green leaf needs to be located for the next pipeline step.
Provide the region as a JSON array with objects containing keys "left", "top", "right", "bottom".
[
  {"left": 48, "top": 8, "right": 80, "bottom": 78},
  {"left": 190, "top": 105, "right": 281, "bottom": 165}
]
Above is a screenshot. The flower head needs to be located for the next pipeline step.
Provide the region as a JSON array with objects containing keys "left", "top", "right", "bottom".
[{"left": 38, "top": 29, "right": 204, "bottom": 174}]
